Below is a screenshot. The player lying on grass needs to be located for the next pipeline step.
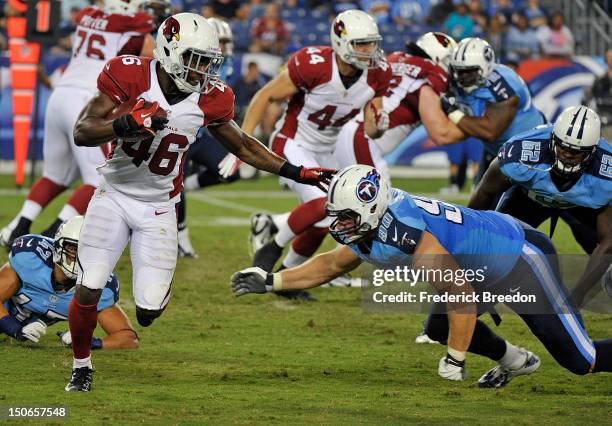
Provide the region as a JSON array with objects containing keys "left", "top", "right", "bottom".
[
  {"left": 0, "top": 216, "right": 138, "bottom": 350},
  {"left": 468, "top": 106, "right": 612, "bottom": 307},
  {"left": 231, "top": 165, "right": 612, "bottom": 388}
]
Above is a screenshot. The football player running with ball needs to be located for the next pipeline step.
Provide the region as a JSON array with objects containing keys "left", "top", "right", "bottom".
[
  {"left": 232, "top": 165, "right": 612, "bottom": 388},
  {"left": 64, "top": 13, "right": 333, "bottom": 392}
]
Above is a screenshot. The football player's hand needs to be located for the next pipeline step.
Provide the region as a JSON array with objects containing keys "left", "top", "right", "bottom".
[
  {"left": 113, "top": 99, "right": 168, "bottom": 137},
  {"left": 440, "top": 95, "right": 458, "bottom": 115},
  {"left": 370, "top": 103, "right": 389, "bottom": 132},
  {"left": 57, "top": 330, "right": 72, "bottom": 347},
  {"left": 20, "top": 319, "right": 47, "bottom": 343},
  {"left": 438, "top": 353, "right": 467, "bottom": 381},
  {"left": 297, "top": 167, "right": 336, "bottom": 192},
  {"left": 218, "top": 153, "right": 241, "bottom": 179},
  {"left": 230, "top": 267, "right": 272, "bottom": 296}
]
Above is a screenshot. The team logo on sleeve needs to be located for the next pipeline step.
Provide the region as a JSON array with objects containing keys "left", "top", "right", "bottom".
[
  {"left": 356, "top": 170, "right": 380, "bottom": 203},
  {"left": 333, "top": 20, "right": 347, "bottom": 38},
  {"left": 163, "top": 17, "right": 181, "bottom": 42}
]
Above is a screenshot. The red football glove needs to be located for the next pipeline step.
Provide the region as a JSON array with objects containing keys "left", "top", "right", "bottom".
[
  {"left": 298, "top": 167, "right": 336, "bottom": 192},
  {"left": 113, "top": 99, "right": 168, "bottom": 137}
]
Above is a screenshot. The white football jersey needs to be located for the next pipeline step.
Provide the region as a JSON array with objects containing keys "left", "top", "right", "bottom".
[
  {"left": 56, "top": 6, "right": 153, "bottom": 94},
  {"left": 272, "top": 46, "right": 391, "bottom": 152},
  {"left": 97, "top": 56, "right": 235, "bottom": 203}
]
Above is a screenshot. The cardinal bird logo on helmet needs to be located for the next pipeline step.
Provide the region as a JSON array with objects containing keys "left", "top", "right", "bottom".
[
  {"left": 333, "top": 19, "right": 347, "bottom": 38},
  {"left": 434, "top": 32, "right": 452, "bottom": 47},
  {"left": 163, "top": 17, "right": 181, "bottom": 42}
]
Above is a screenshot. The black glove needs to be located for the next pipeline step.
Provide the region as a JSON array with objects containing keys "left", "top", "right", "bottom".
[
  {"left": 230, "top": 267, "right": 273, "bottom": 297},
  {"left": 440, "top": 94, "right": 459, "bottom": 115}
]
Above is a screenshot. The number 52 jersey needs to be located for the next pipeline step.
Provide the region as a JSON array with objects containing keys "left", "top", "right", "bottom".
[{"left": 97, "top": 56, "right": 235, "bottom": 203}]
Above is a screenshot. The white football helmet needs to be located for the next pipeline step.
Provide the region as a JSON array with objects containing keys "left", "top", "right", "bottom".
[
  {"left": 139, "top": 0, "right": 171, "bottom": 25},
  {"left": 330, "top": 9, "right": 383, "bottom": 70},
  {"left": 326, "top": 165, "right": 391, "bottom": 244},
  {"left": 53, "top": 216, "right": 84, "bottom": 281},
  {"left": 551, "top": 106, "right": 601, "bottom": 174},
  {"left": 449, "top": 37, "right": 495, "bottom": 92},
  {"left": 208, "top": 18, "right": 234, "bottom": 57},
  {"left": 407, "top": 32, "right": 457, "bottom": 72},
  {"left": 105, "top": 0, "right": 141, "bottom": 15},
  {"left": 154, "top": 13, "right": 224, "bottom": 94}
]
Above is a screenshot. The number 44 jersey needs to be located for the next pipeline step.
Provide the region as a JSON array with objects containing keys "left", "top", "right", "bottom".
[
  {"left": 97, "top": 56, "right": 235, "bottom": 203},
  {"left": 275, "top": 46, "right": 391, "bottom": 152}
]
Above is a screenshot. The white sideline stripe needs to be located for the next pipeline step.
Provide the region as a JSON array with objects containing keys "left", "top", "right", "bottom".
[
  {"left": 188, "top": 192, "right": 271, "bottom": 214},
  {"left": 188, "top": 217, "right": 250, "bottom": 227}
]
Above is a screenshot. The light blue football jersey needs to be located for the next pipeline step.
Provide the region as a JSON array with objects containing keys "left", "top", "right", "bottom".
[
  {"left": 349, "top": 189, "right": 526, "bottom": 284},
  {"left": 454, "top": 64, "right": 545, "bottom": 156},
  {"left": 498, "top": 124, "right": 612, "bottom": 209},
  {"left": 5, "top": 235, "right": 119, "bottom": 326}
]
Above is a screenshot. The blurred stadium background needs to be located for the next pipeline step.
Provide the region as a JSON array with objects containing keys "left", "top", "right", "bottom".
[{"left": 0, "top": 0, "right": 610, "bottom": 186}]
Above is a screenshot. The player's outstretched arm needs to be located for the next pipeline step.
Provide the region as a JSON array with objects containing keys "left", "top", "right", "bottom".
[
  {"left": 571, "top": 206, "right": 612, "bottom": 307},
  {"left": 453, "top": 97, "right": 519, "bottom": 143},
  {"left": 73, "top": 92, "right": 122, "bottom": 147},
  {"left": 97, "top": 305, "right": 139, "bottom": 349},
  {"left": 209, "top": 120, "right": 335, "bottom": 189},
  {"left": 240, "top": 70, "right": 299, "bottom": 135},
  {"left": 467, "top": 158, "right": 512, "bottom": 210},
  {"left": 231, "top": 245, "right": 361, "bottom": 296},
  {"left": 418, "top": 86, "right": 466, "bottom": 145},
  {"left": 413, "top": 231, "right": 477, "bottom": 380}
]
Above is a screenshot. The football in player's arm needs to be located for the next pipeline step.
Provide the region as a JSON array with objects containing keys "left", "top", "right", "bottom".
[{"left": 0, "top": 217, "right": 138, "bottom": 350}]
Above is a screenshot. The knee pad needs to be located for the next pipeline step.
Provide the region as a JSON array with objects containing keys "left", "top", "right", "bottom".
[
  {"left": 136, "top": 306, "right": 165, "bottom": 327},
  {"left": 77, "top": 260, "right": 111, "bottom": 291}
]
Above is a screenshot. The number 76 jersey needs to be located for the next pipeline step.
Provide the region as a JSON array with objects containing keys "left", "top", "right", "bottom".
[
  {"left": 276, "top": 46, "right": 391, "bottom": 151},
  {"left": 97, "top": 56, "right": 235, "bottom": 203}
]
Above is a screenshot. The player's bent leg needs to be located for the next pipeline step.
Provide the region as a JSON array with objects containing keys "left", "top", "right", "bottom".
[{"left": 130, "top": 205, "right": 177, "bottom": 327}]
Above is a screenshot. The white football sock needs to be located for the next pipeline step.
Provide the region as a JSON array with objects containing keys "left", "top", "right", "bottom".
[
  {"left": 58, "top": 204, "right": 79, "bottom": 222},
  {"left": 281, "top": 246, "right": 309, "bottom": 268},
  {"left": 274, "top": 221, "right": 295, "bottom": 247},
  {"left": 499, "top": 341, "right": 527, "bottom": 370},
  {"left": 20, "top": 200, "right": 43, "bottom": 221},
  {"left": 73, "top": 356, "right": 92, "bottom": 369},
  {"left": 271, "top": 212, "right": 290, "bottom": 230}
]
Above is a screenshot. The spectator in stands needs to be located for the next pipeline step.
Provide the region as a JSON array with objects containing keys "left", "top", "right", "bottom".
[
  {"left": 61, "top": 0, "right": 89, "bottom": 28},
  {"left": 504, "top": 12, "right": 539, "bottom": 61},
  {"left": 486, "top": 0, "right": 513, "bottom": 24},
  {"left": 391, "top": 0, "right": 432, "bottom": 26},
  {"left": 468, "top": 0, "right": 488, "bottom": 32},
  {"left": 334, "top": 1, "right": 361, "bottom": 14},
  {"left": 524, "top": 0, "right": 547, "bottom": 28},
  {"left": 249, "top": 3, "right": 290, "bottom": 56},
  {"left": 201, "top": 5, "right": 215, "bottom": 18},
  {"left": 211, "top": 0, "right": 241, "bottom": 20},
  {"left": 486, "top": 13, "right": 506, "bottom": 59},
  {"left": 585, "top": 48, "right": 612, "bottom": 139},
  {"left": 426, "top": 0, "right": 455, "bottom": 25},
  {"left": 443, "top": 1, "right": 474, "bottom": 40},
  {"left": 233, "top": 62, "right": 267, "bottom": 125},
  {"left": 537, "top": 11, "right": 574, "bottom": 58},
  {"left": 360, "top": 0, "right": 391, "bottom": 25}
]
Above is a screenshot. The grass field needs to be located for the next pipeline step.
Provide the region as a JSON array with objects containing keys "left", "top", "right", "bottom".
[{"left": 0, "top": 175, "right": 610, "bottom": 425}]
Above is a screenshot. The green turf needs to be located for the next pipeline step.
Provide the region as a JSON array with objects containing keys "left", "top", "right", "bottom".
[{"left": 0, "top": 176, "right": 609, "bottom": 425}]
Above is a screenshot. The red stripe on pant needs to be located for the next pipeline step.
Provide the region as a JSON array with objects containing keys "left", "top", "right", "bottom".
[
  {"left": 66, "top": 184, "right": 96, "bottom": 214},
  {"left": 353, "top": 122, "right": 375, "bottom": 166},
  {"left": 26, "top": 177, "right": 66, "bottom": 207},
  {"left": 291, "top": 226, "right": 329, "bottom": 257},
  {"left": 287, "top": 197, "right": 327, "bottom": 235}
]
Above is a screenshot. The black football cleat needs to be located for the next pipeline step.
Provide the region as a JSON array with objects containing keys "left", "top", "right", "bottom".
[
  {"left": 478, "top": 349, "right": 540, "bottom": 389},
  {"left": 252, "top": 240, "right": 283, "bottom": 272},
  {"left": 275, "top": 289, "right": 318, "bottom": 302},
  {"left": 1, "top": 218, "right": 32, "bottom": 250},
  {"left": 65, "top": 367, "right": 94, "bottom": 392},
  {"left": 42, "top": 218, "right": 63, "bottom": 239}
]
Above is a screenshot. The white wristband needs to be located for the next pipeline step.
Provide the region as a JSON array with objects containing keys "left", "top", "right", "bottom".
[
  {"left": 448, "top": 109, "right": 466, "bottom": 124},
  {"left": 447, "top": 347, "right": 467, "bottom": 362},
  {"left": 272, "top": 273, "right": 283, "bottom": 291}
]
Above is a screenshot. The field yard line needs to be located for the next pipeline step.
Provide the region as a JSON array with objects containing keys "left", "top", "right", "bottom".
[
  {"left": 188, "top": 192, "right": 271, "bottom": 214},
  {"left": 203, "top": 190, "right": 471, "bottom": 202},
  {"left": 188, "top": 216, "right": 251, "bottom": 227}
]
